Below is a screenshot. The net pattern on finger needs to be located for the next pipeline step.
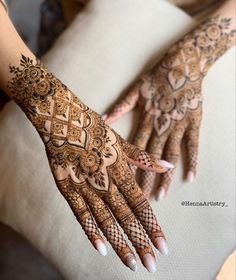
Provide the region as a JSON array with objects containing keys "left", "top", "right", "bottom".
[
  {"left": 138, "top": 206, "right": 164, "bottom": 239},
  {"left": 123, "top": 219, "right": 150, "bottom": 251},
  {"left": 159, "top": 169, "right": 174, "bottom": 189},
  {"left": 140, "top": 171, "right": 156, "bottom": 197},
  {"left": 187, "top": 149, "right": 198, "bottom": 171},
  {"left": 102, "top": 223, "right": 127, "bottom": 253},
  {"left": 80, "top": 216, "right": 101, "bottom": 242}
]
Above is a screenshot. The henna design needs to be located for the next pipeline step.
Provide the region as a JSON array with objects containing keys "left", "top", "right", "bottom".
[
  {"left": 141, "top": 15, "right": 235, "bottom": 137},
  {"left": 7, "top": 55, "right": 169, "bottom": 271},
  {"left": 104, "top": 15, "right": 236, "bottom": 198}
]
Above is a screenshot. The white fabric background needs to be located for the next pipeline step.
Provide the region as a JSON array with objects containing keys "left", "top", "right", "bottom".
[{"left": 0, "top": 0, "right": 235, "bottom": 279}]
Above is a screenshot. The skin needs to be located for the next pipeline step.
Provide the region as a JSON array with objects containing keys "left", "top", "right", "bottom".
[
  {"left": 104, "top": 0, "right": 236, "bottom": 200},
  {"left": 0, "top": 3, "right": 174, "bottom": 273}
]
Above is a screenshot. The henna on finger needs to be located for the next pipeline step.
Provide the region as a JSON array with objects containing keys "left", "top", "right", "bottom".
[
  {"left": 56, "top": 178, "right": 106, "bottom": 255},
  {"left": 118, "top": 136, "right": 173, "bottom": 173},
  {"left": 103, "top": 181, "right": 157, "bottom": 272},
  {"left": 184, "top": 109, "right": 202, "bottom": 182},
  {"left": 104, "top": 82, "right": 140, "bottom": 125},
  {"left": 73, "top": 181, "right": 138, "bottom": 271},
  {"left": 132, "top": 112, "right": 154, "bottom": 150},
  {"left": 128, "top": 112, "right": 154, "bottom": 175},
  {"left": 139, "top": 131, "right": 170, "bottom": 198},
  {"left": 157, "top": 124, "right": 186, "bottom": 198},
  {"left": 110, "top": 159, "right": 168, "bottom": 256}
]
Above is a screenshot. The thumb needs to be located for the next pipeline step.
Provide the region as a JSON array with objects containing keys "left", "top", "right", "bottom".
[
  {"left": 117, "top": 134, "right": 174, "bottom": 173},
  {"left": 103, "top": 82, "right": 140, "bottom": 125}
]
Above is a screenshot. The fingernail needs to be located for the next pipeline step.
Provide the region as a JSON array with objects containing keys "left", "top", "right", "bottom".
[
  {"left": 143, "top": 253, "right": 157, "bottom": 273},
  {"left": 101, "top": 114, "right": 107, "bottom": 120},
  {"left": 155, "top": 187, "right": 165, "bottom": 201},
  {"left": 124, "top": 253, "right": 137, "bottom": 272},
  {"left": 187, "top": 171, "right": 195, "bottom": 183},
  {"left": 155, "top": 237, "right": 168, "bottom": 255},
  {"left": 158, "top": 160, "right": 175, "bottom": 169},
  {"left": 94, "top": 239, "right": 107, "bottom": 256}
]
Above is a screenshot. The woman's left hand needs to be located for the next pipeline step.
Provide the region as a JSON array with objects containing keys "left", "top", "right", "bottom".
[{"left": 104, "top": 15, "right": 236, "bottom": 199}]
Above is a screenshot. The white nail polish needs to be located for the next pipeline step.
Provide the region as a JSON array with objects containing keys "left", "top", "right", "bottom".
[
  {"left": 187, "top": 171, "right": 195, "bottom": 183},
  {"left": 143, "top": 253, "right": 157, "bottom": 273},
  {"left": 94, "top": 239, "right": 107, "bottom": 256},
  {"left": 156, "top": 188, "right": 165, "bottom": 201},
  {"left": 125, "top": 254, "right": 137, "bottom": 272},
  {"left": 158, "top": 160, "right": 175, "bottom": 169},
  {"left": 156, "top": 237, "right": 168, "bottom": 255}
]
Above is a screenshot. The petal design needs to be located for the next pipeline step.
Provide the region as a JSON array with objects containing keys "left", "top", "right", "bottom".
[{"left": 154, "top": 114, "right": 172, "bottom": 137}]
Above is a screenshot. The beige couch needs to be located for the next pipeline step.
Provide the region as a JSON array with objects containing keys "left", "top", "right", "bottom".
[{"left": 0, "top": 0, "right": 235, "bottom": 279}]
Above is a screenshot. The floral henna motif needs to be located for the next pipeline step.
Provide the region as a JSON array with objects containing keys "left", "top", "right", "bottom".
[
  {"left": 140, "top": 15, "right": 236, "bottom": 137},
  {"left": 104, "top": 15, "right": 235, "bottom": 198},
  {"left": 7, "top": 55, "right": 168, "bottom": 271}
]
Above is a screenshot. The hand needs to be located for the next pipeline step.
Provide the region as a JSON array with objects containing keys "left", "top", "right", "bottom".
[
  {"left": 7, "top": 55, "right": 172, "bottom": 272},
  {"left": 104, "top": 15, "right": 236, "bottom": 199}
]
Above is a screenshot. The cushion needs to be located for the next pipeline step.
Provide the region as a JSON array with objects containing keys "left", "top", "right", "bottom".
[{"left": 0, "top": 0, "right": 235, "bottom": 279}]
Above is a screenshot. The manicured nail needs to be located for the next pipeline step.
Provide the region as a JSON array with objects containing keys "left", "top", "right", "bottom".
[
  {"left": 124, "top": 253, "right": 137, "bottom": 272},
  {"left": 158, "top": 160, "right": 175, "bottom": 169},
  {"left": 94, "top": 239, "right": 107, "bottom": 256},
  {"left": 101, "top": 114, "right": 107, "bottom": 120},
  {"left": 143, "top": 253, "right": 157, "bottom": 273},
  {"left": 155, "top": 237, "right": 168, "bottom": 255},
  {"left": 155, "top": 187, "right": 165, "bottom": 201},
  {"left": 187, "top": 171, "right": 195, "bottom": 183}
]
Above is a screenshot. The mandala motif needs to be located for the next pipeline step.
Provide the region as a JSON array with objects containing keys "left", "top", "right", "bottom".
[
  {"left": 138, "top": 15, "right": 235, "bottom": 137},
  {"left": 7, "top": 55, "right": 119, "bottom": 192}
]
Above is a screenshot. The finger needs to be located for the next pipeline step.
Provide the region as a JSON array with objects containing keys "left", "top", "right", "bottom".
[
  {"left": 111, "top": 161, "right": 168, "bottom": 258},
  {"left": 119, "top": 136, "right": 174, "bottom": 173},
  {"left": 104, "top": 180, "right": 157, "bottom": 273},
  {"left": 184, "top": 110, "right": 202, "bottom": 182},
  {"left": 56, "top": 178, "right": 107, "bottom": 256},
  {"left": 157, "top": 125, "right": 186, "bottom": 199},
  {"left": 103, "top": 82, "right": 140, "bottom": 125},
  {"left": 132, "top": 112, "right": 153, "bottom": 149},
  {"left": 125, "top": 112, "right": 154, "bottom": 176},
  {"left": 76, "top": 181, "right": 138, "bottom": 272},
  {"left": 138, "top": 130, "right": 170, "bottom": 198}
]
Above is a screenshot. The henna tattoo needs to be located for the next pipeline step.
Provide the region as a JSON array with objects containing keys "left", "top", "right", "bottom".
[
  {"left": 139, "top": 15, "right": 236, "bottom": 196},
  {"left": 140, "top": 15, "right": 236, "bottom": 137},
  {"left": 7, "top": 55, "right": 168, "bottom": 271},
  {"left": 105, "top": 15, "right": 236, "bottom": 198}
]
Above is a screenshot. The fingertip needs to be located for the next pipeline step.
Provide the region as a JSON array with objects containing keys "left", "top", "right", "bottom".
[
  {"left": 187, "top": 171, "right": 195, "bottom": 183},
  {"left": 101, "top": 114, "right": 107, "bottom": 121},
  {"left": 143, "top": 253, "right": 157, "bottom": 273},
  {"left": 155, "top": 187, "right": 165, "bottom": 201},
  {"left": 124, "top": 253, "right": 138, "bottom": 272},
  {"left": 103, "top": 115, "right": 117, "bottom": 125},
  {"left": 154, "top": 237, "right": 168, "bottom": 256},
  {"left": 158, "top": 160, "right": 175, "bottom": 169},
  {"left": 94, "top": 239, "right": 107, "bottom": 256}
]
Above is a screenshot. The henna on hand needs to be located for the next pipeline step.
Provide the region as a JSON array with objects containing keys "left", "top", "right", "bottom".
[
  {"left": 104, "top": 15, "right": 236, "bottom": 199},
  {"left": 6, "top": 55, "right": 172, "bottom": 272}
]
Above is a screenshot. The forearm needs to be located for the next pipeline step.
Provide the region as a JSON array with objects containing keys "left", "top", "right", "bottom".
[{"left": 0, "top": 5, "right": 35, "bottom": 94}]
